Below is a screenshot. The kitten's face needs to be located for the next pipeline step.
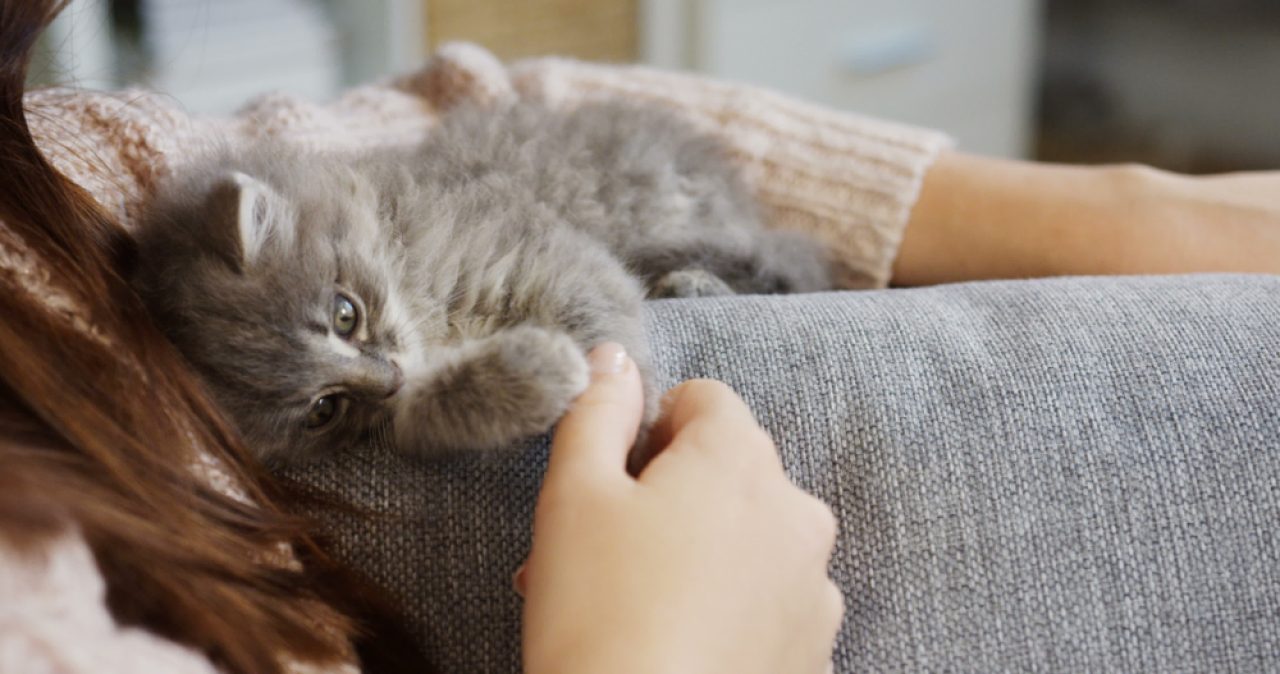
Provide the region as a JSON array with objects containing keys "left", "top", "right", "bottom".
[{"left": 136, "top": 163, "right": 422, "bottom": 465}]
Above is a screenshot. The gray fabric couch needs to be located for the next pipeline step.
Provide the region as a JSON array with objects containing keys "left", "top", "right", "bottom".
[{"left": 288, "top": 274, "right": 1280, "bottom": 673}]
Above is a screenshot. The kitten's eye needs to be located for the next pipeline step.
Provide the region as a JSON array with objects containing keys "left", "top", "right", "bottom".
[
  {"left": 333, "top": 294, "right": 358, "bottom": 338},
  {"left": 305, "top": 395, "right": 345, "bottom": 429}
]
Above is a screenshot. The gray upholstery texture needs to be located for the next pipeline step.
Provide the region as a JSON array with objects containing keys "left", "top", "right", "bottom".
[{"left": 286, "top": 274, "right": 1280, "bottom": 673}]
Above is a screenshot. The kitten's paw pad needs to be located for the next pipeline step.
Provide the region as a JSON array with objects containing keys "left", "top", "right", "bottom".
[{"left": 650, "top": 269, "right": 736, "bottom": 298}]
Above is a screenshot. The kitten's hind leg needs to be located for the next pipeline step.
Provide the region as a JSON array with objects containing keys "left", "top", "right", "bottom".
[
  {"left": 392, "top": 325, "right": 590, "bottom": 453},
  {"left": 649, "top": 268, "right": 736, "bottom": 299},
  {"left": 632, "top": 228, "right": 833, "bottom": 298}
]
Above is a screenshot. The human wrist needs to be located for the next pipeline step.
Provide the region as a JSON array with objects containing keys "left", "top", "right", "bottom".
[{"left": 896, "top": 154, "right": 1188, "bottom": 283}]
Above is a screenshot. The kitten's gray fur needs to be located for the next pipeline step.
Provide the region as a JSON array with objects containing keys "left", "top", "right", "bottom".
[{"left": 132, "top": 100, "right": 832, "bottom": 466}]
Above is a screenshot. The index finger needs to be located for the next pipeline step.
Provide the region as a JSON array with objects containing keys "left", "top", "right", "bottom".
[
  {"left": 644, "top": 379, "right": 780, "bottom": 471},
  {"left": 545, "top": 342, "right": 644, "bottom": 490}
]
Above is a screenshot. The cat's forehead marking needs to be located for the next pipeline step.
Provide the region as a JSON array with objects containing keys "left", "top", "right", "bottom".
[{"left": 380, "top": 288, "right": 426, "bottom": 373}]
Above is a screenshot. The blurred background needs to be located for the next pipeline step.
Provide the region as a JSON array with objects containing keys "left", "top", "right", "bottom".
[{"left": 30, "top": 0, "right": 1280, "bottom": 172}]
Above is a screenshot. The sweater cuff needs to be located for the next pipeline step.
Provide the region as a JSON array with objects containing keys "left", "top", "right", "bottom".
[{"left": 510, "top": 57, "right": 953, "bottom": 289}]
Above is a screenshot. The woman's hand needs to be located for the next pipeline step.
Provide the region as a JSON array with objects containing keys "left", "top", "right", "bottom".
[{"left": 520, "top": 343, "right": 842, "bottom": 674}]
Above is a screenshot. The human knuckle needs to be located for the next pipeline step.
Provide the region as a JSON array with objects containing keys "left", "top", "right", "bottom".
[
  {"left": 809, "top": 498, "right": 838, "bottom": 541},
  {"left": 680, "top": 378, "right": 733, "bottom": 399},
  {"left": 822, "top": 580, "right": 846, "bottom": 625},
  {"left": 739, "top": 421, "right": 774, "bottom": 449},
  {"left": 789, "top": 493, "right": 838, "bottom": 552},
  {"left": 685, "top": 379, "right": 748, "bottom": 415},
  {"left": 714, "top": 423, "right": 777, "bottom": 469},
  {"left": 681, "top": 419, "right": 724, "bottom": 452},
  {"left": 681, "top": 421, "right": 753, "bottom": 466}
]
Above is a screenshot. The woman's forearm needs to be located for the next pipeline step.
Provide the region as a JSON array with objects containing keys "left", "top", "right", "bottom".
[{"left": 892, "top": 151, "right": 1280, "bottom": 286}]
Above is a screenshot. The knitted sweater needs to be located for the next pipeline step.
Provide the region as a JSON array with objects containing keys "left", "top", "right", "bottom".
[{"left": 0, "top": 44, "right": 948, "bottom": 673}]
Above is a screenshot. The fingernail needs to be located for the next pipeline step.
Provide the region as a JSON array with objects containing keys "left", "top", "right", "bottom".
[
  {"left": 512, "top": 564, "right": 527, "bottom": 597},
  {"left": 588, "top": 342, "right": 629, "bottom": 375}
]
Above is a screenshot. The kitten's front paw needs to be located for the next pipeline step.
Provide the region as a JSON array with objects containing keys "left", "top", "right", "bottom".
[
  {"left": 394, "top": 325, "right": 591, "bottom": 452},
  {"left": 493, "top": 325, "right": 591, "bottom": 429}
]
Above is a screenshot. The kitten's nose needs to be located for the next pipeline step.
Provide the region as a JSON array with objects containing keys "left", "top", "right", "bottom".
[{"left": 383, "top": 361, "right": 404, "bottom": 399}]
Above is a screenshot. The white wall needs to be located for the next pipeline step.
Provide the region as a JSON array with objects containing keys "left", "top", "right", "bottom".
[
  {"left": 643, "top": 0, "right": 1044, "bottom": 158},
  {"left": 40, "top": 0, "right": 115, "bottom": 90}
]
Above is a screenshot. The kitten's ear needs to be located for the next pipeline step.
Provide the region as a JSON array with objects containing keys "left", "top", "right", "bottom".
[{"left": 207, "top": 171, "right": 293, "bottom": 270}]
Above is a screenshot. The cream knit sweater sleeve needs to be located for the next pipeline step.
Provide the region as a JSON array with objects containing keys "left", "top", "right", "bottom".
[
  {"left": 508, "top": 53, "right": 953, "bottom": 288},
  {"left": 28, "top": 42, "right": 950, "bottom": 289}
]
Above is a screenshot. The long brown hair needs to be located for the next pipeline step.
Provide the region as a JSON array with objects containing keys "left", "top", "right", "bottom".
[{"left": 0, "top": 3, "right": 405, "bottom": 672}]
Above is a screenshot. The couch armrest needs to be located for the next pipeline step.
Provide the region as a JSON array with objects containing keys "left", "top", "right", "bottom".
[{"left": 286, "top": 274, "right": 1280, "bottom": 672}]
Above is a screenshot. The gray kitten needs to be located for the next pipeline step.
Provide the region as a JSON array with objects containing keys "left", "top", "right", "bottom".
[{"left": 132, "top": 100, "right": 832, "bottom": 466}]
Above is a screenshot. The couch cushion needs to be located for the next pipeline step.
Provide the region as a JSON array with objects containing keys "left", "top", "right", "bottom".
[{"left": 286, "top": 274, "right": 1280, "bottom": 672}]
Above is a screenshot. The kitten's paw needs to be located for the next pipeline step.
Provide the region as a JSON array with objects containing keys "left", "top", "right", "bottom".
[
  {"left": 488, "top": 325, "right": 590, "bottom": 432},
  {"left": 393, "top": 326, "right": 590, "bottom": 452},
  {"left": 650, "top": 269, "right": 736, "bottom": 298}
]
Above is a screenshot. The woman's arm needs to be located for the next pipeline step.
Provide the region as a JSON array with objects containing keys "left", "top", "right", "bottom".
[{"left": 893, "top": 151, "right": 1280, "bottom": 285}]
